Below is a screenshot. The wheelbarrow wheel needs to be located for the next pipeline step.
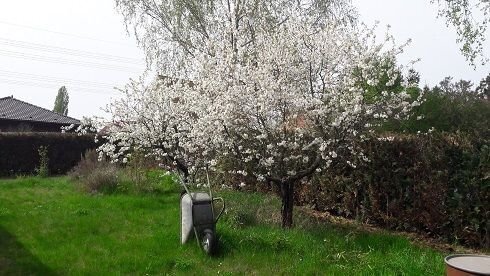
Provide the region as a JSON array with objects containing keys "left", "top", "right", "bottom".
[{"left": 202, "top": 231, "right": 215, "bottom": 255}]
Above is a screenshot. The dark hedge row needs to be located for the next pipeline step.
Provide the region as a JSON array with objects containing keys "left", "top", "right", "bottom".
[
  {"left": 295, "top": 133, "right": 489, "bottom": 248},
  {"left": 220, "top": 132, "right": 489, "bottom": 248},
  {"left": 0, "top": 133, "right": 96, "bottom": 176}
]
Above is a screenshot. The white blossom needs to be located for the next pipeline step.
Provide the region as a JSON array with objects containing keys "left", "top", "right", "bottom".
[{"left": 96, "top": 7, "right": 419, "bottom": 187}]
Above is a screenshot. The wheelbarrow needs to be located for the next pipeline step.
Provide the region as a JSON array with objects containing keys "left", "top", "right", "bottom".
[{"left": 180, "top": 170, "right": 225, "bottom": 255}]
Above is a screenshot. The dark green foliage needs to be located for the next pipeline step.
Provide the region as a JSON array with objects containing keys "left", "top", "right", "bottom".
[
  {"left": 296, "top": 133, "right": 489, "bottom": 248},
  {"left": 0, "top": 133, "right": 96, "bottom": 176},
  {"left": 476, "top": 73, "right": 490, "bottom": 100},
  {"left": 53, "top": 86, "right": 69, "bottom": 115},
  {"left": 383, "top": 77, "right": 490, "bottom": 136}
]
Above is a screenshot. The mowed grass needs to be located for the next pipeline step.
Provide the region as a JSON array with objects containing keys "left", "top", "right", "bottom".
[{"left": 0, "top": 176, "right": 447, "bottom": 275}]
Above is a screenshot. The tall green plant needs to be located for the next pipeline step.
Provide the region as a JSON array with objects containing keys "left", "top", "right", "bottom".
[
  {"left": 36, "top": 146, "right": 49, "bottom": 178},
  {"left": 53, "top": 86, "right": 69, "bottom": 115}
]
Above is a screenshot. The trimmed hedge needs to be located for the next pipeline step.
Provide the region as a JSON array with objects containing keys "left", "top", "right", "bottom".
[
  {"left": 0, "top": 133, "right": 96, "bottom": 176},
  {"left": 219, "top": 132, "right": 489, "bottom": 248},
  {"left": 295, "top": 133, "right": 489, "bottom": 248}
]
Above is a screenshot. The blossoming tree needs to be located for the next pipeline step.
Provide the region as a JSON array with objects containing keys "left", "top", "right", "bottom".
[
  {"left": 106, "top": 0, "right": 420, "bottom": 227},
  {"left": 97, "top": 77, "right": 206, "bottom": 180},
  {"left": 194, "top": 19, "right": 418, "bottom": 227},
  {"left": 114, "top": 0, "right": 356, "bottom": 77}
]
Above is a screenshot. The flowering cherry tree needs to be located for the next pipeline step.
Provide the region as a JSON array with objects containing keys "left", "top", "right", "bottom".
[
  {"left": 107, "top": 0, "right": 420, "bottom": 227},
  {"left": 193, "top": 18, "right": 419, "bottom": 227},
  {"left": 97, "top": 77, "right": 206, "bottom": 180}
]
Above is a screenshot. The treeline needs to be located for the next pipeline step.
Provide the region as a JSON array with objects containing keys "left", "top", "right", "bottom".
[{"left": 384, "top": 74, "right": 490, "bottom": 136}]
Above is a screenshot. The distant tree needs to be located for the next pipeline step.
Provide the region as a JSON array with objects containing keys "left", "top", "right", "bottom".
[
  {"left": 476, "top": 73, "right": 490, "bottom": 100},
  {"left": 431, "top": 0, "right": 490, "bottom": 65},
  {"left": 385, "top": 76, "right": 490, "bottom": 135},
  {"left": 53, "top": 86, "right": 69, "bottom": 116},
  {"left": 407, "top": 69, "right": 421, "bottom": 86},
  {"left": 436, "top": 76, "right": 474, "bottom": 96}
]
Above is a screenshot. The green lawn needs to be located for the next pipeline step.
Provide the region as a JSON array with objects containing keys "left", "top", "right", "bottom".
[{"left": 0, "top": 176, "right": 447, "bottom": 275}]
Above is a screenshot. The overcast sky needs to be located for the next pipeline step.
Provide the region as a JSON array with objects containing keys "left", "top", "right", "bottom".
[{"left": 0, "top": 0, "right": 488, "bottom": 120}]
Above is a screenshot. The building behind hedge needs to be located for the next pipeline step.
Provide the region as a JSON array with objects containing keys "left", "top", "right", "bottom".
[{"left": 0, "top": 96, "right": 80, "bottom": 132}]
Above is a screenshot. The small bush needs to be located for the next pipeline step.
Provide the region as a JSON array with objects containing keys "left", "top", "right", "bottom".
[
  {"left": 35, "top": 145, "right": 49, "bottom": 178},
  {"left": 70, "top": 150, "right": 120, "bottom": 194},
  {"left": 70, "top": 150, "right": 176, "bottom": 194},
  {"left": 221, "top": 191, "right": 282, "bottom": 228},
  {"left": 69, "top": 149, "right": 101, "bottom": 179},
  {"left": 82, "top": 166, "right": 119, "bottom": 193},
  {"left": 125, "top": 151, "right": 160, "bottom": 192}
]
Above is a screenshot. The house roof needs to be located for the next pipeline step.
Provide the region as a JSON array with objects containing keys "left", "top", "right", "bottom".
[{"left": 0, "top": 96, "right": 81, "bottom": 125}]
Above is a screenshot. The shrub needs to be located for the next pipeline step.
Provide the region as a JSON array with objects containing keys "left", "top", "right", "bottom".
[
  {"left": 70, "top": 150, "right": 120, "bottom": 194},
  {"left": 295, "top": 133, "right": 489, "bottom": 248},
  {"left": 35, "top": 145, "right": 49, "bottom": 178},
  {"left": 70, "top": 150, "right": 175, "bottom": 194},
  {"left": 81, "top": 166, "right": 119, "bottom": 194},
  {"left": 124, "top": 151, "right": 160, "bottom": 192}
]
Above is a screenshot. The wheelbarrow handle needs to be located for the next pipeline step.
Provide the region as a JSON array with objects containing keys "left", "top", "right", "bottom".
[{"left": 213, "top": 197, "right": 225, "bottom": 223}]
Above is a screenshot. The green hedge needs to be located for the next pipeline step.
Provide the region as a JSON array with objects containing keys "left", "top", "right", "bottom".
[
  {"left": 0, "top": 133, "right": 96, "bottom": 176},
  {"left": 296, "top": 133, "right": 489, "bottom": 248},
  {"left": 220, "top": 132, "right": 489, "bottom": 248}
]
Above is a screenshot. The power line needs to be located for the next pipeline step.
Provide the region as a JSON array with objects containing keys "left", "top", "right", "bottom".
[
  {"left": 0, "top": 37, "right": 145, "bottom": 65},
  {"left": 0, "top": 77, "right": 120, "bottom": 96},
  {"left": 0, "top": 49, "right": 141, "bottom": 72},
  {"left": 0, "top": 69, "right": 118, "bottom": 88},
  {"left": 0, "top": 77, "right": 117, "bottom": 94},
  {"left": 0, "top": 73, "right": 115, "bottom": 90},
  {"left": 0, "top": 20, "right": 135, "bottom": 47}
]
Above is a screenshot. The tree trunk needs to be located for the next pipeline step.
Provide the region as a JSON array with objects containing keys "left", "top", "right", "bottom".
[
  {"left": 280, "top": 181, "right": 294, "bottom": 228},
  {"left": 175, "top": 160, "right": 189, "bottom": 196}
]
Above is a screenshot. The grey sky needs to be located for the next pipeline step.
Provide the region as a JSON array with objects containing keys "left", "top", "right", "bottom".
[
  {"left": 353, "top": 0, "right": 489, "bottom": 86},
  {"left": 0, "top": 0, "right": 146, "bottom": 120},
  {"left": 0, "top": 0, "right": 488, "bottom": 120}
]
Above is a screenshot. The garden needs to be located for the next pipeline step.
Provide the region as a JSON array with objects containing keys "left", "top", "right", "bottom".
[
  {"left": 0, "top": 118, "right": 488, "bottom": 274},
  {"left": 1, "top": 0, "right": 489, "bottom": 274},
  {"left": 0, "top": 174, "right": 448, "bottom": 275}
]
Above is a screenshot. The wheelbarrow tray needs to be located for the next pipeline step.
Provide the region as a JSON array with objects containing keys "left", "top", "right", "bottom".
[{"left": 181, "top": 192, "right": 215, "bottom": 244}]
